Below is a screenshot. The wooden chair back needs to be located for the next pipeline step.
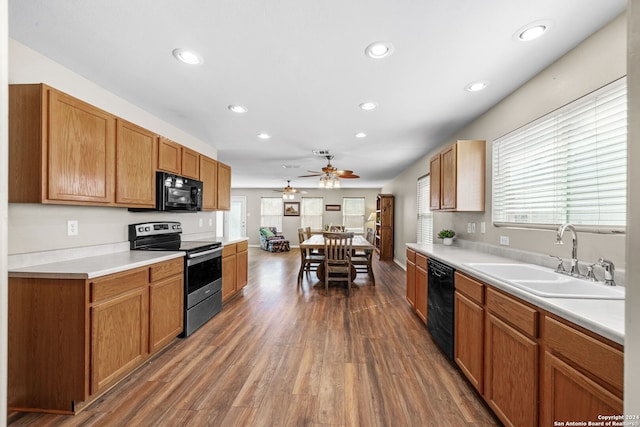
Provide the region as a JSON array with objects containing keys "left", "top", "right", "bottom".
[{"left": 323, "top": 232, "right": 354, "bottom": 263}]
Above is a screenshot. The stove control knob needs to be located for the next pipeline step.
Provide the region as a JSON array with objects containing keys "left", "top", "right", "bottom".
[
  {"left": 145, "top": 226, "right": 151, "bottom": 231},
  {"left": 138, "top": 226, "right": 144, "bottom": 232}
]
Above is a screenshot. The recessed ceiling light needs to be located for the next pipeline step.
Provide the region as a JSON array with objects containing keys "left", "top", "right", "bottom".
[
  {"left": 515, "top": 20, "right": 551, "bottom": 42},
  {"left": 257, "top": 133, "right": 271, "bottom": 139},
  {"left": 355, "top": 132, "right": 367, "bottom": 138},
  {"left": 359, "top": 102, "right": 378, "bottom": 111},
  {"left": 365, "top": 41, "right": 394, "bottom": 59},
  {"left": 172, "top": 48, "right": 203, "bottom": 65},
  {"left": 465, "top": 81, "right": 489, "bottom": 92},
  {"left": 228, "top": 104, "right": 248, "bottom": 113}
]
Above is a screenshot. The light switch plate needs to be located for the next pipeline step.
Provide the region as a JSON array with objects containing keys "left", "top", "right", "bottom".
[
  {"left": 480, "top": 222, "right": 486, "bottom": 234},
  {"left": 499, "top": 235, "right": 510, "bottom": 246}
]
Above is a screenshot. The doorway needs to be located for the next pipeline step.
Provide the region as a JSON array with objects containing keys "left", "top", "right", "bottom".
[{"left": 226, "top": 196, "right": 246, "bottom": 239}]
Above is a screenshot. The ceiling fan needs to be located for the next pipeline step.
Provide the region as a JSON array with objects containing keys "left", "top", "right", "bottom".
[
  {"left": 273, "top": 180, "right": 307, "bottom": 199},
  {"left": 298, "top": 155, "right": 360, "bottom": 189}
]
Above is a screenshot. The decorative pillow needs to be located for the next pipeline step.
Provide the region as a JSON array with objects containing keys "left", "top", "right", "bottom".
[{"left": 260, "top": 227, "right": 275, "bottom": 237}]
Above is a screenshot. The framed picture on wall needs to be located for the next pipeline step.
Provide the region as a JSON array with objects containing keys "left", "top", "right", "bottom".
[
  {"left": 284, "top": 202, "right": 300, "bottom": 216},
  {"left": 325, "top": 204, "right": 341, "bottom": 211}
]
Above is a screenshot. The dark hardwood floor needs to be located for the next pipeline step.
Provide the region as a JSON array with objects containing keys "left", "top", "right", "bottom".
[{"left": 9, "top": 247, "right": 500, "bottom": 426}]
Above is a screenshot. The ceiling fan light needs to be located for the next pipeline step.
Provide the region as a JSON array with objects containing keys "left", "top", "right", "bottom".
[{"left": 333, "top": 177, "right": 341, "bottom": 188}]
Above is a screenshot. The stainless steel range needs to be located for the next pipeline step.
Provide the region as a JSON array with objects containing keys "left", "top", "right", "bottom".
[{"left": 128, "top": 221, "right": 223, "bottom": 337}]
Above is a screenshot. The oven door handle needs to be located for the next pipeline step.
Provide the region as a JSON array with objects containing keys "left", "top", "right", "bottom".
[{"left": 187, "top": 247, "right": 223, "bottom": 265}]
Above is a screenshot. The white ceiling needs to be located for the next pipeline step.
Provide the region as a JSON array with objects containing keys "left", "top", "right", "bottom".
[{"left": 9, "top": 0, "right": 626, "bottom": 190}]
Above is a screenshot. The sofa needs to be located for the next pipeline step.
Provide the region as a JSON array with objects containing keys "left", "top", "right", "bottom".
[{"left": 259, "top": 227, "right": 290, "bottom": 252}]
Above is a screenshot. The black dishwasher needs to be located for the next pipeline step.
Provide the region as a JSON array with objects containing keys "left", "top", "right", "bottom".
[{"left": 427, "top": 258, "right": 455, "bottom": 360}]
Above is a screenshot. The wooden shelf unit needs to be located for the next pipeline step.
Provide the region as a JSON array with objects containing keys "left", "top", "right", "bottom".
[{"left": 375, "top": 194, "right": 394, "bottom": 260}]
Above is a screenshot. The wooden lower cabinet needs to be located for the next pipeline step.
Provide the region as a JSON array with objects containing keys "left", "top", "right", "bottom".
[
  {"left": 222, "top": 240, "right": 249, "bottom": 302},
  {"left": 454, "top": 272, "right": 485, "bottom": 393},
  {"left": 541, "top": 315, "right": 623, "bottom": 424},
  {"left": 405, "top": 249, "right": 416, "bottom": 309},
  {"left": 8, "top": 258, "right": 184, "bottom": 414},
  {"left": 415, "top": 253, "right": 428, "bottom": 324}
]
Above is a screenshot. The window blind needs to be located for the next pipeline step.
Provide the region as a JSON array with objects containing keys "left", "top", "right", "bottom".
[
  {"left": 342, "top": 197, "right": 365, "bottom": 232},
  {"left": 417, "top": 175, "right": 433, "bottom": 244},
  {"left": 492, "top": 77, "right": 627, "bottom": 231},
  {"left": 301, "top": 197, "right": 323, "bottom": 231},
  {"left": 260, "top": 197, "right": 283, "bottom": 231}
]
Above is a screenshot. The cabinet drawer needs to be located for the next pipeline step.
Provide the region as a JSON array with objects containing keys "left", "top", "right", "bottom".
[
  {"left": 455, "top": 272, "right": 484, "bottom": 304},
  {"left": 544, "top": 316, "right": 623, "bottom": 391},
  {"left": 416, "top": 253, "right": 428, "bottom": 270},
  {"left": 237, "top": 240, "right": 248, "bottom": 252},
  {"left": 223, "top": 244, "right": 237, "bottom": 257},
  {"left": 91, "top": 268, "right": 148, "bottom": 303},
  {"left": 486, "top": 287, "right": 538, "bottom": 338},
  {"left": 406, "top": 249, "right": 416, "bottom": 263},
  {"left": 149, "top": 258, "right": 184, "bottom": 283}
]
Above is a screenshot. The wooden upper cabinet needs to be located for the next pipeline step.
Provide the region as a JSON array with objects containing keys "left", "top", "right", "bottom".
[
  {"left": 157, "top": 137, "right": 182, "bottom": 174},
  {"left": 217, "top": 162, "right": 232, "bottom": 210},
  {"left": 430, "top": 139, "right": 485, "bottom": 212},
  {"left": 181, "top": 147, "right": 200, "bottom": 179},
  {"left": 200, "top": 156, "right": 218, "bottom": 210},
  {"left": 9, "top": 84, "right": 116, "bottom": 205},
  {"left": 115, "top": 119, "right": 157, "bottom": 208}
]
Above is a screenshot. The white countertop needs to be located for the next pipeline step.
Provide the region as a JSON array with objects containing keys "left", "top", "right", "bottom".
[
  {"left": 8, "top": 250, "right": 185, "bottom": 280},
  {"left": 407, "top": 243, "right": 624, "bottom": 345}
]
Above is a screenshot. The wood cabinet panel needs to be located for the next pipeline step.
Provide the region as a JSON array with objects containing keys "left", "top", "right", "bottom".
[
  {"left": 415, "top": 260, "right": 428, "bottom": 324},
  {"left": 149, "top": 275, "right": 184, "bottom": 353},
  {"left": 158, "top": 137, "right": 181, "bottom": 174},
  {"left": 149, "top": 257, "right": 184, "bottom": 283},
  {"left": 485, "top": 312, "right": 538, "bottom": 427},
  {"left": 181, "top": 147, "right": 200, "bottom": 179},
  {"left": 91, "top": 268, "right": 148, "bottom": 303},
  {"left": 375, "top": 194, "right": 394, "bottom": 260},
  {"left": 236, "top": 247, "right": 248, "bottom": 290},
  {"left": 47, "top": 89, "right": 116, "bottom": 204},
  {"left": 200, "top": 155, "right": 218, "bottom": 210},
  {"left": 217, "top": 162, "right": 232, "bottom": 210},
  {"left": 455, "top": 271, "right": 484, "bottom": 304},
  {"left": 91, "top": 286, "right": 148, "bottom": 394},
  {"left": 440, "top": 144, "right": 457, "bottom": 210},
  {"left": 222, "top": 250, "right": 237, "bottom": 301},
  {"left": 406, "top": 249, "right": 416, "bottom": 309},
  {"left": 455, "top": 291, "right": 484, "bottom": 393},
  {"left": 486, "top": 287, "right": 538, "bottom": 338},
  {"left": 115, "top": 119, "right": 157, "bottom": 207},
  {"left": 429, "top": 155, "right": 441, "bottom": 210}
]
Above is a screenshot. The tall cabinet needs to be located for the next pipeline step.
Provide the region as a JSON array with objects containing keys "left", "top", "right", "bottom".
[{"left": 375, "top": 194, "right": 394, "bottom": 260}]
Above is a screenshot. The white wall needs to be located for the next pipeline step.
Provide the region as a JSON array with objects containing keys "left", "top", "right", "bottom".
[
  {"left": 384, "top": 13, "right": 627, "bottom": 271},
  {"left": 231, "top": 188, "right": 380, "bottom": 247},
  {"left": 7, "top": 41, "right": 221, "bottom": 255},
  {"left": 626, "top": 0, "right": 639, "bottom": 415}
]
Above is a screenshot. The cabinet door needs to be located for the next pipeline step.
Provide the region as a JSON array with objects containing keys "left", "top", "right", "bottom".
[
  {"left": 415, "top": 255, "right": 428, "bottom": 324},
  {"left": 222, "top": 254, "right": 237, "bottom": 301},
  {"left": 429, "top": 155, "right": 441, "bottom": 210},
  {"left": 48, "top": 89, "right": 115, "bottom": 203},
  {"left": 406, "top": 253, "right": 416, "bottom": 309},
  {"left": 542, "top": 351, "right": 622, "bottom": 425},
  {"left": 485, "top": 312, "right": 538, "bottom": 427},
  {"left": 440, "top": 144, "right": 457, "bottom": 210},
  {"left": 158, "top": 137, "right": 181, "bottom": 174},
  {"left": 91, "top": 287, "right": 148, "bottom": 394},
  {"left": 217, "top": 162, "right": 232, "bottom": 210},
  {"left": 454, "top": 291, "right": 484, "bottom": 393},
  {"left": 200, "top": 156, "right": 218, "bottom": 210},
  {"left": 181, "top": 147, "right": 200, "bottom": 179},
  {"left": 149, "top": 275, "right": 184, "bottom": 353},
  {"left": 115, "top": 119, "right": 157, "bottom": 207},
  {"left": 236, "top": 247, "right": 248, "bottom": 290}
]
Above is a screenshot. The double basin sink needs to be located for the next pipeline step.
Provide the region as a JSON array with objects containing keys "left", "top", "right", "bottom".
[{"left": 463, "top": 263, "right": 625, "bottom": 300}]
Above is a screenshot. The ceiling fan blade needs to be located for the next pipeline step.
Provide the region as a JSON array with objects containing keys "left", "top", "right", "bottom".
[
  {"left": 339, "top": 174, "right": 360, "bottom": 179},
  {"left": 298, "top": 173, "right": 322, "bottom": 178},
  {"left": 335, "top": 170, "right": 353, "bottom": 176}
]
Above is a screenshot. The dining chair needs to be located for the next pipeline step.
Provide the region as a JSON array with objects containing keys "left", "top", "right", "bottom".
[
  {"left": 297, "top": 227, "right": 324, "bottom": 287},
  {"left": 323, "top": 232, "right": 354, "bottom": 296},
  {"left": 304, "top": 226, "right": 320, "bottom": 255},
  {"left": 352, "top": 230, "right": 375, "bottom": 285}
]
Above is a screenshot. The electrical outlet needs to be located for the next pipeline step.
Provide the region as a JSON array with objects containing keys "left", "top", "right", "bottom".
[
  {"left": 209, "top": 218, "right": 213, "bottom": 226},
  {"left": 199, "top": 218, "right": 203, "bottom": 227},
  {"left": 67, "top": 220, "right": 78, "bottom": 236},
  {"left": 480, "top": 222, "right": 486, "bottom": 234},
  {"left": 467, "top": 223, "right": 472, "bottom": 233},
  {"left": 499, "top": 235, "right": 510, "bottom": 246},
  {"left": 471, "top": 223, "right": 476, "bottom": 233}
]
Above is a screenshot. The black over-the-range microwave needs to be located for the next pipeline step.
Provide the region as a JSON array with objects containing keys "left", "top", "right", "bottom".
[{"left": 130, "top": 171, "right": 203, "bottom": 212}]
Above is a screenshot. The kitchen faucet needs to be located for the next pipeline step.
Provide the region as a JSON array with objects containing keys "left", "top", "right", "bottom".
[{"left": 555, "top": 223, "right": 579, "bottom": 275}]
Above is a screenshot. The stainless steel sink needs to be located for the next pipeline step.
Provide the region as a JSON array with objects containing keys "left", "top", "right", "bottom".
[{"left": 463, "top": 263, "right": 625, "bottom": 300}]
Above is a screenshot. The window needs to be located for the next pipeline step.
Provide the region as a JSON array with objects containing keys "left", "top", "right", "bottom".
[
  {"left": 417, "top": 175, "right": 433, "bottom": 244},
  {"left": 492, "top": 78, "right": 627, "bottom": 231},
  {"left": 260, "top": 197, "right": 283, "bottom": 231},
  {"left": 343, "top": 197, "right": 365, "bottom": 232},
  {"left": 301, "top": 197, "right": 323, "bottom": 231}
]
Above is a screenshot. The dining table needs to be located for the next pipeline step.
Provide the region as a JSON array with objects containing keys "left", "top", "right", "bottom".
[{"left": 299, "top": 234, "right": 376, "bottom": 283}]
